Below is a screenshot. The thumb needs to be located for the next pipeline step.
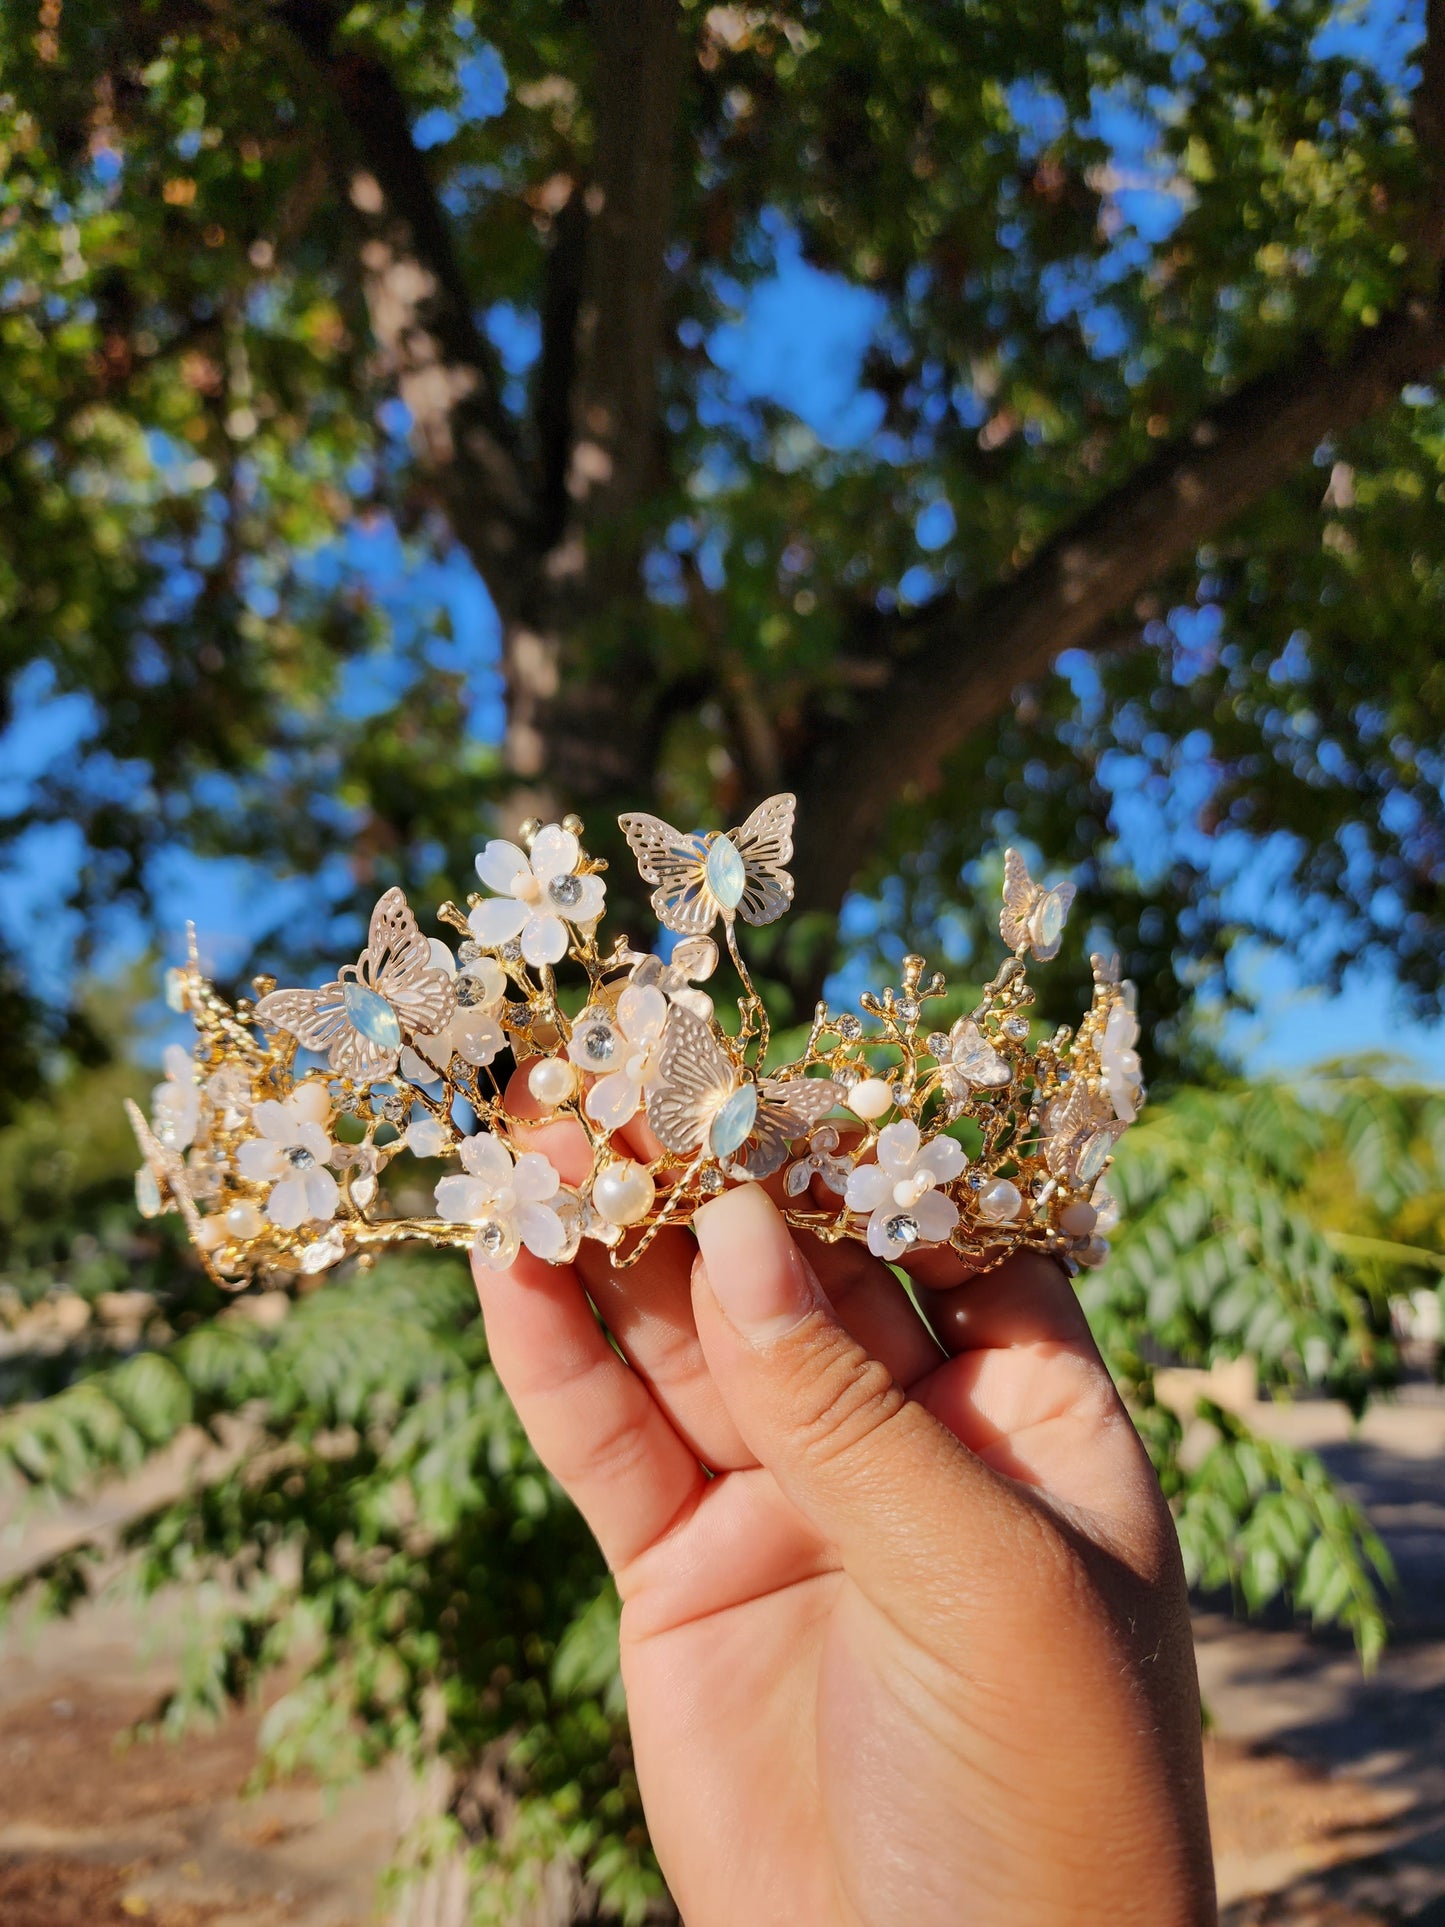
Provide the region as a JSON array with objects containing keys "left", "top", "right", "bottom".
[{"left": 691, "top": 1184, "right": 1020, "bottom": 1611}]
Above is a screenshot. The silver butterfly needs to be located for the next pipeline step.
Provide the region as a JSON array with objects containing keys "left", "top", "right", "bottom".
[
  {"left": 1000, "top": 848, "right": 1077, "bottom": 962},
  {"left": 646, "top": 1006, "right": 841, "bottom": 1179},
  {"left": 254, "top": 887, "right": 456, "bottom": 1081},
  {"left": 619, "top": 793, "right": 795, "bottom": 936}
]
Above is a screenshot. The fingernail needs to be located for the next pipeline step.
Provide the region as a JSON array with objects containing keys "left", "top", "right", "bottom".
[{"left": 693, "top": 1183, "right": 822, "bottom": 1341}]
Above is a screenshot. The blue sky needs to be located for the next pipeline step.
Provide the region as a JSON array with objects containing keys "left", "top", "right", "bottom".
[{"left": 2, "top": 10, "right": 1442, "bottom": 1083}]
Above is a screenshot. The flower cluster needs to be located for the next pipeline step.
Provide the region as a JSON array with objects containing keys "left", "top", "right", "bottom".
[{"left": 129, "top": 797, "right": 1144, "bottom": 1288}]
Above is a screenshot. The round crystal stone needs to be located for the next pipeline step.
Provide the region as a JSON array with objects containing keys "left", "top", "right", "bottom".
[
  {"left": 500, "top": 939, "right": 523, "bottom": 963},
  {"left": 835, "top": 1066, "right": 860, "bottom": 1088},
  {"left": 580, "top": 1023, "right": 615, "bottom": 1063},
  {"left": 1003, "top": 1016, "right": 1029, "bottom": 1040},
  {"left": 709, "top": 1084, "right": 759, "bottom": 1158},
  {"left": 883, "top": 1212, "right": 921, "bottom": 1247},
  {"left": 454, "top": 973, "right": 488, "bottom": 1008},
  {"left": 926, "top": 1032, "right": 951, "bottom": 1059},
  {"left": 548, "top": 873, "right": 583, "bottom": 909},
  {"left": 897, "top": 999, "right": 920, "bottom": 1024},
  {"left": 890, "top": 1082, "right": 911, "bottom": 1106},
  {"left": 284, "top": 1144, "right": 316, "bottom": 1169},
  {"left": 457, "top": 940, "right": 483, "bottom": 964},
  {"left": 835, "top": 1014, "right": 863, "bottom": 1041},
  {"left": 477, "top": 1221, "right": 508, "bottom": 1255},
  {"left": 699, "top": 1166, "right": 726, "bottom": 1194}
]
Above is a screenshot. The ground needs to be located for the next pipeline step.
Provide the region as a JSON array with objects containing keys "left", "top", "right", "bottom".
[{"left": 0, "top": 1392, "right": 1440, "bottom": 1925}]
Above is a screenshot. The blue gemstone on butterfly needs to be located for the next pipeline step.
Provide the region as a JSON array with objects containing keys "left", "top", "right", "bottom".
[
  {"left": 705, "top": 833, "right": 747, "bottom": 911},
  {"left": 343, "top": 982, "right": 402, "bottom": 1051},
  {"left": 709, "top": 1083, "right": 759, "bottom": 1158}
]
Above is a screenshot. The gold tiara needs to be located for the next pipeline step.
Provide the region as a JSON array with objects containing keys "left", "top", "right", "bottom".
[{"left": 127, "top": 796, "right": 1141, "bottom": 1286}]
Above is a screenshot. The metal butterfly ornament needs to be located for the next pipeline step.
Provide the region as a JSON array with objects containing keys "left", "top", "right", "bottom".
[
  {"left": 253, "top": 888, "right": 455, "bottom": 1080},
  {"left": 130, "top": 792, "right": 1145, "bottom": 1288},
  {"left": 1000, "top": 848, "right": 1077, "bottom": 963},
  {"left": 645, "top": 1006, "right": 843, "bottom": 1180},
  {"left": 619, "top": 793, "right": 796, "bottom": 937}
]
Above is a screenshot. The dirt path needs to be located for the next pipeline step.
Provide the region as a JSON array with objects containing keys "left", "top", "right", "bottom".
[
  {"left": 1203, "top": 1391, "right": 1445, "bottom": 1926},
  {"left": 0, "top": 1391, "right": 1440, "bottom": 1925},
  {"left": 0, "top": 1599, "right": 398, "bottom": 1926}
]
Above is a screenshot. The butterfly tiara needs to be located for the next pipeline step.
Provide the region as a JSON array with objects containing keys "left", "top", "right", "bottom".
[{"left": 127, "top": 796, "right": 1143, "bottom": 1286}]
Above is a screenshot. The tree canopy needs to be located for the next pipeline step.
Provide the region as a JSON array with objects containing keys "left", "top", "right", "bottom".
[{"left": 2, "top": 0, "right": 1444, "bottom": 1085}]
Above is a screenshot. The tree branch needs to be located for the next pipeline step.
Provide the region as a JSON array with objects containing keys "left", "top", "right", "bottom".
[
  {"left": 789, "top": 295, "right": 1445, "bottom": 920},
  {"left": 566, "top": 0, "right": 686, "bottom": 531},
  {"left": 786, "top": 0, "right": 1445, "bottom": 927},
  {"left": 269, "top": 0, "right": 534, "bottom": 589}
]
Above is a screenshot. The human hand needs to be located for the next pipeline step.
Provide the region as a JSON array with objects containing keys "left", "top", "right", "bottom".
[{"left": 473, "top": 1107, "right": 1215, "bottom": 1927}]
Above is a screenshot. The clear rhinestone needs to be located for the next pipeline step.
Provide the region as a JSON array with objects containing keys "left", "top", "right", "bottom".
[
  {"left": 580, "top": 1023, "right": 616, "bottom": 1064},
  {"left": 381, "top": 1094, "right": 409, "bottom": 1124},
  {"left": 835, "top": 1066, "right": 860, "bottom": 1089},
  {"left": 883, "top": 1212, "right": 921, "bottom": 1247},
  {"left": 454, "top": 973, "right": 489, "bottom": 1008},
  {"left": 1003, "top": 1016, "right": 1029, "bottom": 1040},
  {"left": 835, "top": 1014, "right": 863, "bottom": 1041},
  {"left": 284, "top": 1144, "right": 316, "bottom": 1169},
  {"left": 699, "top": 1166, "right": 726, "bottom": 1195},
  {"left": 548, "top": 873, "right": 583, "bottom": 909},
  {"left": 457, "top": 940, "right": 483, "bottom": 965},
  {"left": 500, "top": 939, "right": 523, "bottom": 963},
  {"left": 897, "top": 999, "right": 920, "bottom": 1024},
  {"left": 890, "top": 1082, "right": 911, "bottom": 1106},
  {"left": 926, "top": 1031, "right": 950, "bottom": 1059},
  {"left": 966, "top": 1172, "right": 983, "bottom": 1190},
  {"left": 477, "top": 1221, "right": 508, "bottom": 1254}
]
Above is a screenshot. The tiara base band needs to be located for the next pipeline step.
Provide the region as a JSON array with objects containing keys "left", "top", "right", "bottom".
[{"left": 128, "top": 797, "right": 1142, "bottom": 1288}]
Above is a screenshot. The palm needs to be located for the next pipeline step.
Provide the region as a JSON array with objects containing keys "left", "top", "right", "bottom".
[
  {"left": 477, "top": 1115, "right": 1197, "bottom": 1927},
  {"left": 617, "top": 1316, "right": 1133, "bottom": 1924}
]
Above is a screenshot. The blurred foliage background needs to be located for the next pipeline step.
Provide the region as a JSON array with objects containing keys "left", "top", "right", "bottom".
[{"left": 1, "top": 0, "right": 1444, "bottom": 1920}]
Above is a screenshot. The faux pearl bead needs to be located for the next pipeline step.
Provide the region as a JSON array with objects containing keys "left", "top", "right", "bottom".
[
  {"left": 592, "top": 1160, "right": 656, "bottom": 1226},
  {"left": 225, "top": 1199, "right": 264, "bottom": 1239},
  {"left": 1058, "top": 1199, "right": 1097, "bottom": 1237},
  {"left": 528, "top": 1057, "right": 576, "bottom": 1109},
  {"left": 976, "top": 1178, "right": 1023, "bottom": 1224},
  {"left": 848, "top": 1077, "right": 893, "bottom": 1121}
]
